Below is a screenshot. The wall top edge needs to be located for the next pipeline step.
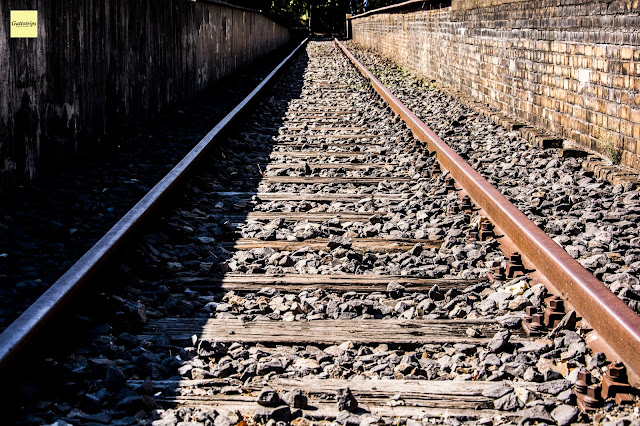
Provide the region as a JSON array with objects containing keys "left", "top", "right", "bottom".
[
  {"left": 451, "top": 0, "right": 529, "bottom": 11},
  {"left": 195, "top": 0, "right": 289, "bottom": 29},
  {"left": 349, "top": 0, "right": 450, "bottom": 20},
  {"left": 347, "top": 0, "right": 532, "bottom": 18}
]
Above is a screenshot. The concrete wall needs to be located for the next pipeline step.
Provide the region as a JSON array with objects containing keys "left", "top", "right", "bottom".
[
  {"left": 351, "top": 0, "right": 640, "bottom": 169},
  {"left": 0, "top": 0, "right": 289, "bottom": 186}
]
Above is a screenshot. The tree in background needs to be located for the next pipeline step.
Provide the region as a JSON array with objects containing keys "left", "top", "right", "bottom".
[
  {"left": 351, "top": 0, "right": 407, "bottom": 14},
  {"left": 220, "top": 0, "right": 410, "bottom": 32},
  {"left": 270, "top": 0, "right": 310, "bottom": 28}
]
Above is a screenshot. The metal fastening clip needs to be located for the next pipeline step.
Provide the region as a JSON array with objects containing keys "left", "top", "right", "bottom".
[
  {"left": 479, "top": 221, "right": 495, "bottom": 240},
  {"left": 601, "top": 361, "right": 634, "bottom": 404},
  {"left": 522, "top": 306, "right": 546, "bottom": 336},
  {"left": 544, "top": 296, "right": 566, "bottom": 328},
  {"left": 574, "top": 369, "right": 590, "bottom": 395},
  {"left": 576, "top": 384, "right": 602, "bottom": 412},
  {"left": 445, "top": 177, "right": 456, "bottom": 192},
  {"left": 460, "top": 195, "right": 473, "bottom": 212},
  {"left": 505, "top": 252, "right": 525, "bottom": 278},
  {"left": 487, "top": 266, "right": 506, "bottom": 283}
]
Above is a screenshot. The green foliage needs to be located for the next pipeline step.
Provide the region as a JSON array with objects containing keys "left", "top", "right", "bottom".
[
  {"left": 352, "top": 0, "right": 409, "bottom": 14},
  {"left": 223, "top": 0, "right": 412, "bottom": 32},
  {"left": 599, "top": 130, "right": 622, "bottom": 165},
  {"left": 270, "top": 0, "right": 310, "bottom": 28},
  {"left": 605, "top": 141, "right": 622, "bottom": 165}
]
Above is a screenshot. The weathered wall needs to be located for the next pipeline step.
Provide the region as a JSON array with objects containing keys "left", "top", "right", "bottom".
[
  {"left": 0, "top": 0, "right": 289, "bottom": 186},
  {"left": 351, "top": 0, "right": 640, "bottom": 169}
]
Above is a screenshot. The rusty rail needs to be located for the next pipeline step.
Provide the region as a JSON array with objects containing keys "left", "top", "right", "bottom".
[
  {"left": 0, "top": 38, "right": 308, "bottom": 370},
  {"left": 335, "top": 39, "right": 640, "bottom": 380}
]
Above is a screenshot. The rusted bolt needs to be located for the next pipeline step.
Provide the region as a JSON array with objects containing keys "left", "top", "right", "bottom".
[
  {"left": 549, "top": 297, "right": 564, "bottom": 312},
  {"left": 607, "top": 361, "right": 626, "bottom": 381},
  {"left": 583, "top": 385, "right": 601, "bottom": 409},
  {"left": 479, "top": 221, "right": 495, "bottom": 240},
  {"left": 431, "top": 163, "right": 441, "bottom": 177},
  {"left": 576, "top": 383, "right": 601, "bottom": 412},
  {"left": 574, "top": 369, "right": 590, "bottom": 394},
  {"left": 530, "top": 314, "right": 545, "bottom": 332},
  {"left": 466, "top": 230, "right": 479, "bottom": 243},
  {"left": 505, "top": 252, "right": 525, "bottom": 278},
  {"left": 445, "top": 177, "right": 456, "bottom": 192},
  {"left": 488, "top": 266, "right": 506, "bottom": 283},
  {"left": 448, "top": 204, "right": 459, "bottom": 214},
  {"left": 601, "top": 361, "right": 633, "bottom": 402},
  {"left": 544, "top": 296, "right": 566, "bottom": 328},
  {"left": 523, "top": 310, "right": 546, "bottom": 336},
  {"left": 461, "top": 195, "right": 473, "bottom": 212}
]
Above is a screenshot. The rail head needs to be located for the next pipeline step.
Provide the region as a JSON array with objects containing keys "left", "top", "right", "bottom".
[
  {"left": 0, "top": 38, "right": 309, "bottom": 371},
  {"left": 334, "top": 38, "right": 640, "bottom": 381}
]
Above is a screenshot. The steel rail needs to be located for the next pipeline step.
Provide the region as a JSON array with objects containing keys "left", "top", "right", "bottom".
[
  {"left": 335, "top": 39, "right": 640, "bottom": 379},
  {"left": 0, "top": 38, "right": 309, "bottom": 370}
]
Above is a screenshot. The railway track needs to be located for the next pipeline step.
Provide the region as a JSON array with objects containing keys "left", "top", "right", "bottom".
[{"left": 4, "top": 40, "right": 640, "bottom": 424}]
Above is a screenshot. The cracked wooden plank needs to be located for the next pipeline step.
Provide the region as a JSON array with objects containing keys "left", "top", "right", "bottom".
[
  {"left": 220, "top": 238, "right": 440, "bottom": 251},
  {"left": 164, "top": 273, "right": 474, "bottom": 292},
  {"left": 139, "top": 318, "right": 515, "bottom": 345}
]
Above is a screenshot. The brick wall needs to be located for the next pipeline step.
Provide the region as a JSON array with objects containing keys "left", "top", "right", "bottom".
[
  {"left": 0, "top": 0, "right": 289, "bottom": 187},
  {"left": 351, "top": 0, "right": 640, "bottom": 169}
]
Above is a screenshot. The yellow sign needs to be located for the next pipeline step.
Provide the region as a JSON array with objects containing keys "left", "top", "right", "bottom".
[{"left": 10, "top": 10, "right": 38, "bottom": 38}]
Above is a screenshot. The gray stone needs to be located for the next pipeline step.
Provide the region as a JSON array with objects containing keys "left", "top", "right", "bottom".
[
  {"left": 587, "top": 352, "right": 607, "bottom": 369},
  {"left": 556, "top": 389, "right": 573, "bottom": 403},
  {"left": 115, "top": 395, "right": 155, "bottom": 411},
  {"left": 536, "top": 379, "right": 571, "bottom": 395},
  {"left": 518, "top": 341, "right": 551, "bottom": 354},
  {"left": 518, "top": 406, "right": 553, "bottom": 424},
  {"left": 152, "top": 412, "right": 180, "bottom": 426},
  {"left": 257, "top": 389, "right": 282, "bottom": 407},
  {"left": 487, "top": 330, "right": 511, "bottom": 353},
  {"left": 191, "top": 367, "right": 211, "bottom": 380},
  {"left": 253, "top": 405, "right": 291, "bottom": 423},
  {"left": 482, "top": 383, "right": 513, "bottom": 398},
  {"left": 197, "top": 340, "right": 227, "bottom": 358},
  {"left": 104, "top": 365, "right": 127, "bottom": 390},
  {"left": 283, "top": 389, "right": 308, "bottom": 408},
  {"left": 498, "top": 316, "right": 522, "bottom": 329},
  {"left": 546, "top": 310, "right": 577, "bottom": 337},
  {"left": 602, "top": 420, "right": 630, "bottom": 426},
  {"left": 551, "top": 404, "right": 579, "bottom": 426},
  {"left": 257, "top": 358, "right": 285, "bottom": 375},
  {"left": 336, "top": 410, "right": 361, "bottom": 426},
  {"left": 386, "top": 281, "right": 405, "bottom": 299},
  {"left": 213, "top": 415, "right": 233, "bottom": 426},
  {"left": 453, "top": 343, "right": 476, "bottom": 355},
  {"left": 493, "top": 392, "right": 521, "bottom": 410},
  {"left": 541, "top": 368, "right": 563, "bottom": 381},
  {"left": 476, "top": 299, "right": 497, "bottom": 313},
  {"left": 483, "top": 353, "right": 502, "bottom": 367},
  {"left": 522, "top": 366, "right": 543, "bottom": 382},
  {"left": 336, "top": 387, "right": 358, "bottom": 412}
]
